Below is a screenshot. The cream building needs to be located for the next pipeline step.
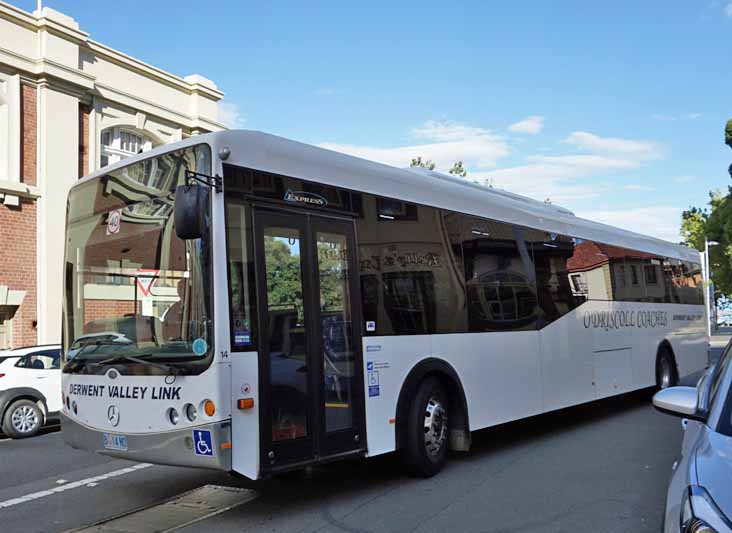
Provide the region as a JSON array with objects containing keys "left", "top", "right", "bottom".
[{"left": 0, "top": 1, "right": 225, "bottom": 348}]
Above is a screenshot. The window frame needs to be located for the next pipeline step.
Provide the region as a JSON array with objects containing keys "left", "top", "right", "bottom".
[{"left": 99, "top": 127, "right": 154, "bottom": 169}]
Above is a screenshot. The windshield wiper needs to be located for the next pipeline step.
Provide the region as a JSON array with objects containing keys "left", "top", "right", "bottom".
[{"left": 96, "top": 353, "right": 187, "bottom": 377}]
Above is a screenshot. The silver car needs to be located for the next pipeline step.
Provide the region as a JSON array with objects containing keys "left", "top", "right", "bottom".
[{"left": 654, "top": 340, "right": 732, "bottom": 532}]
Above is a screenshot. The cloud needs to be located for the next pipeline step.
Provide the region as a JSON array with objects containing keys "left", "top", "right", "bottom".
[
  {"left": 218, "top": 101, "right": 245, "bottom": 129},
  {"left": 623, "top": 184, "right": 655, "bottom": 191},
  {"left": 674, "top": 176, "right": 696, "bottom": 184},
  {"left": 321, "top": 122, "right": 664, "bottom": 208},
  {"left": 652, "top": 112, "right": 701, "bottom": 121},
  {"left": 726, "top": 3, "right": 732, "bottom": 17},
  {"left": 574, "top": 206, "right": 683, "bottom": 243},
  {"left": 476, "top": 131, "right": 664, "bottom": 202},
  {"left": 315, "top": 88, "right": 336, "bottom": 96},
  {"left": 319, "top": 120, "right": 510, "bottom": 170},
  {"left": 562, "top": 131, "right": 661, "bottom": 159},
  {"left": 508, "top": 115, "right": 545, "bottom": 135}
]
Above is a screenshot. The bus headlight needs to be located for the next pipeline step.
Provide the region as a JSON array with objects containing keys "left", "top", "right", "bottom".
[
  {"left": 184, "top": 403, "right": 197, "bottom": 422},
  {"left": 167, "top": 407, "right": 180, "bottom": 425}
]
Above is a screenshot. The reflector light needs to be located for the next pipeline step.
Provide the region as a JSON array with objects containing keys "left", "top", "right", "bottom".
[
  {"left": 204, "top": 400, "right": 216, "bottom": 417},
  {"left": 237, "top": 398, "right": 254, "bottom": 410}
]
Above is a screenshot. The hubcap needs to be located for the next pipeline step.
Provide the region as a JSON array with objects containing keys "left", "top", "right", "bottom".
[
  {"left": 11, "top": 405, "right": 39, "bottom": 434},
  {"left": 423, "top": 397, "right": 448, "bottom": 458},
  {"left": 659, "top": 358, "right": 672, "bottom": 389}
]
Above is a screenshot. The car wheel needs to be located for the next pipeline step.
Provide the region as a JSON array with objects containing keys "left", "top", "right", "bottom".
[
  {"left": 3, "top": 399, "right": 43, "bottom": 439},
  {"left": 402, "top": 377, "right": 449, "bottom": 477},
  {"left": 656, "top": 347, "right": 679, "bottom": 389}
]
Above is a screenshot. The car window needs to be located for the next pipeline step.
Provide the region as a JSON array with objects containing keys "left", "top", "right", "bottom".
[
  {"left": 15, "top": 352, "right": 59, "bottom": 370},
  {"left": 711, "top": 342, "right": 732, "bottom": 405}
]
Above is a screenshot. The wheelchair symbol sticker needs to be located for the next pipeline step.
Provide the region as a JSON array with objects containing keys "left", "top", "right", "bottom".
[{"left": 192, "top": 429, "right": 214, "bottom": 457}]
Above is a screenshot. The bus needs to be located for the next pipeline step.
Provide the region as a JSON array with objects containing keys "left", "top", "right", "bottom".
[{"left": 61, "top": 130, "right": 708, "bottom": 478}]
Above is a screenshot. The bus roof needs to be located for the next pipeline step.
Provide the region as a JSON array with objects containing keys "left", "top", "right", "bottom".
[{"left": 75, "top": 129, "right": 700, "bottom": 263}]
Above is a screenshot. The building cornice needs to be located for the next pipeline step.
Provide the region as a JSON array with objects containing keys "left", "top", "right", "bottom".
[
  {"left": 86, "top": 41, "right": 224, "bottom": 100},
  {"left": 0, "top": 1, "right": 224, "bottom": 101},
  {"left": 94, "top": 82, "right": 224, "bottom": 131}
]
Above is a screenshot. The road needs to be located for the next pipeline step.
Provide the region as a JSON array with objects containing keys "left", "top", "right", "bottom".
[{"left": 0, "top": 339, "right": 726, "bottom": 533}]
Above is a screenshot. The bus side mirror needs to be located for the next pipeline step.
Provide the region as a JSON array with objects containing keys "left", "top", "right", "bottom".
[{"left": 174, "top": 184, "right": 208, "bottom": 240}]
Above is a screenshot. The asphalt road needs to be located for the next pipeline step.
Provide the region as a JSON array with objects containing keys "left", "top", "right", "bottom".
[{"left": 0, "top": 340, "right": 726, "bottom": 533}]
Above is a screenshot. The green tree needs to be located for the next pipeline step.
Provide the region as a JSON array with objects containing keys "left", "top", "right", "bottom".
[
  {"left": 680, "top": 206, "right": 708, "bottom": 251},
  {"left": 699, "top": 190, "right": 732, "bottom": 295},
  {"left": 679, "top": 119, "right": 732, "bottom": 297},
  {"left": 448, "top": 161, "right": 467, "bottom": 177},
  {"left": 410, "top": 157, "right": 435, "bottom": 170}
]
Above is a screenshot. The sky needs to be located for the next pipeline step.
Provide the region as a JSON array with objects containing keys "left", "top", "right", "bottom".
[{"left": 15, "top": 0, "right": 732, "bottom": 243}]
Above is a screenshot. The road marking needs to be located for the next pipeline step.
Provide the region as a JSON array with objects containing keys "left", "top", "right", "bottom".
[
  {"left": 71, "top": 485, "right": 258, "bottom": 532},
  {"left": 0, "top": 463, "right": 152, "bottom": 509}
]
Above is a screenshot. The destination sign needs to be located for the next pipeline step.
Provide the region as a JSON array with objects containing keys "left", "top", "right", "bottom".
[{"left": 67, "top": 384, "right": 181, "bottom": 401}]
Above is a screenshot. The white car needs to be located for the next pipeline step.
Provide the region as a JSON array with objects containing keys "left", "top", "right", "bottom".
[
  {"left": 654, "top": 339, "right": 732, "bottom": 532},
  {"left": 0, "top": 345, "right": 62, "bottom": 438}
]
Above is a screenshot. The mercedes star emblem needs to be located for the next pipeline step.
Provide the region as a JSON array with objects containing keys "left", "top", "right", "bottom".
[{"left": 107, "top": 405, "right": 120, "bottom": 427}]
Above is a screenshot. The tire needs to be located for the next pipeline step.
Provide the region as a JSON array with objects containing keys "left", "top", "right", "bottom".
[
  {"left": 402, "top": 377, "right": 449, "bottom": 477},
  {"left": 656, "top": 347, "right": 679, "bottom": 390},
  {"left": 2, "top": 399, "right": 43, "bottom": 439}
]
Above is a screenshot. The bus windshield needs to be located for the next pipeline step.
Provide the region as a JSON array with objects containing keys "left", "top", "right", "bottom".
[{"left": 62, "top": 144, "right": 213, "bottom": 375}]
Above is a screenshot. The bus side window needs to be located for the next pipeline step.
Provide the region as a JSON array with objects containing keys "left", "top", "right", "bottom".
[
  {"left": 458, "top": 215, "right": 538, "bottom": 332},
  {"left": 529, "top": 232, "right": 582, "bottom": 326}
]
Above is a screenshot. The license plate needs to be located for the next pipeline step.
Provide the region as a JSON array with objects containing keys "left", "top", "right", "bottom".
[{"left": 102, "top": 433, "right": 128, "bottom": 452}]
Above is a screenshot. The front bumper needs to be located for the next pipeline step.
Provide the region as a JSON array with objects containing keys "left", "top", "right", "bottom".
[{"left": 61, "top": 414, "right": 232, "bottom": 471}]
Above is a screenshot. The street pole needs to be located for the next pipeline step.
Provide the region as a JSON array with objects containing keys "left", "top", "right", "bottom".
[{"left": 704, "top": 239, "right": 719, "bottom": 338}]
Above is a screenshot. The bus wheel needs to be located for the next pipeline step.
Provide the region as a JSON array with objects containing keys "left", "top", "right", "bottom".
[
  {"left": 656, "top": 347, "right": 678, "bottom": 389},
  {"left": 403, "top": 377, "right": 449, "bottom": 477}
]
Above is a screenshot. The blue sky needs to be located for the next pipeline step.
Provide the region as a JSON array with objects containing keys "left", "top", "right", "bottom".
[{"left": 16, "top": 0, "right": 732, "bottom": 242}]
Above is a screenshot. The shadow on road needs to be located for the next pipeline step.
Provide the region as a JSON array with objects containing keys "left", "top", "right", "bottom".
[{"left": 229, "top": 386, "right": 657, "bottom": 493}]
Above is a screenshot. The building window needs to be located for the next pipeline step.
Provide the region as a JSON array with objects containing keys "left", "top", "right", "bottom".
[
  {"left": 644, "top": 264, "right": 658, "bottom": 285},
  {"left": 99, "top": 127, "right": 153, "bottom": 168}
]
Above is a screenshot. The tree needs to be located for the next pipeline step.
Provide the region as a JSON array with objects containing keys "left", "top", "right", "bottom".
[
  {"left": 680, "top": 206, "right": 708, "bottom": 251},
  {"left": 448, "top": 161, "right": 467, "bottom": 177},
  {"left": 679, "top": 120, "right": 732, "bottom": 298},
  {"left": 410, "top": 157, "right": 435, "bottom": 170},
  {"left": 699, "top": 190, "right": 732, "bottom": 295}
]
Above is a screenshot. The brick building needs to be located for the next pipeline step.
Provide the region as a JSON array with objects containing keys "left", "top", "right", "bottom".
[{"left": 0, "top": 2, "right": 224, "bottom": 348}]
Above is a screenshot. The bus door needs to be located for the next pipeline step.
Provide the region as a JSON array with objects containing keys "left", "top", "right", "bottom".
[{"left": 253, "top": 209, "right": 365, "bottom": 469}]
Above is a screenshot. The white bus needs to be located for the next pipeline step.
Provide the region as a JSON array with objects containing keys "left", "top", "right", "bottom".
[{"left": 61, "top": 130, "right": 708, "bottom": 478}]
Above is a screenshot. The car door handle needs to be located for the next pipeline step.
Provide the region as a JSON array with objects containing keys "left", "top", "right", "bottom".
[{"left": 36, "top": 376, "right": 48, "bottom": 379}]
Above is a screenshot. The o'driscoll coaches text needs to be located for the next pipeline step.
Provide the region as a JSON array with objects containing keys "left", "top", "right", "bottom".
[{"left": 582, "top": 310, "right": 668, "bottom": 330}]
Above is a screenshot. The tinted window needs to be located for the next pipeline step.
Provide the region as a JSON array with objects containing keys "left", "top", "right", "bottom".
[
  {"left": 527, "top": 231, "right": 586, "bottom": 325},
  {"left": 376, "top": 198, "right": 418, "bottom": 221},
  {"left": 357, "top": 200, "right": 466, "bottom": 335},
  {"left": 458, "top": 215, "right": 538, "bottom": 332},
  {"left": 711, "top": 343, "right": 732, "bottom": 403},
  {"left": 566, "top": 240, "right": 615, "bottom": 301},
  {"left": 223, "top": 164, "right": 363, "bottom": 216}
]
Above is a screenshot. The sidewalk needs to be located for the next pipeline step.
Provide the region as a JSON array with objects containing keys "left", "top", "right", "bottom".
[{"left": 711, "top": 326, "right": 732, "bottom": 349}]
